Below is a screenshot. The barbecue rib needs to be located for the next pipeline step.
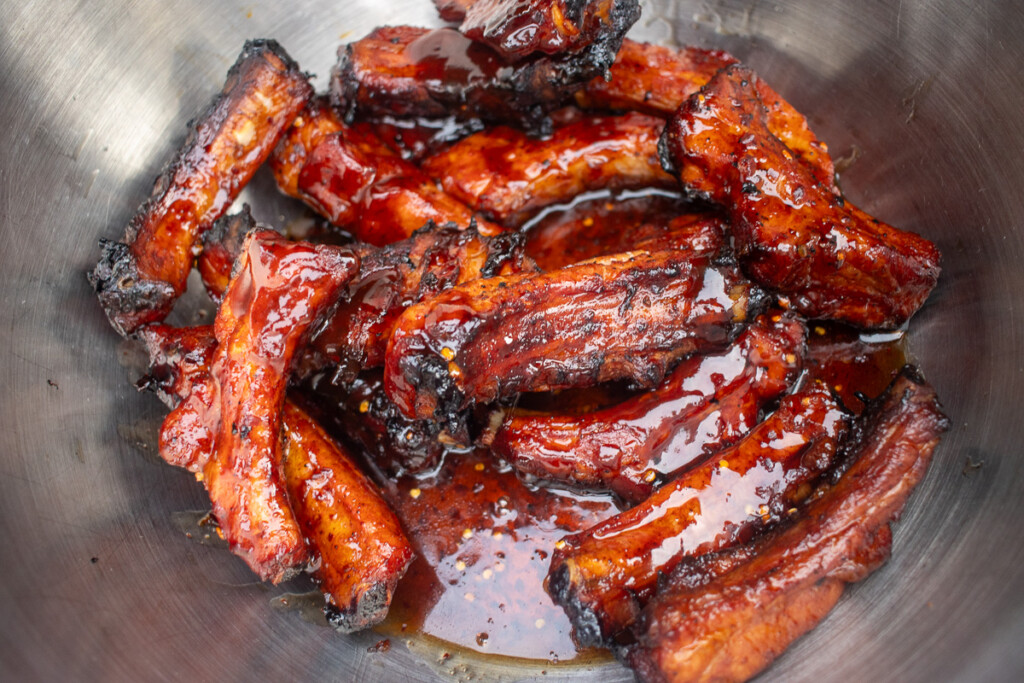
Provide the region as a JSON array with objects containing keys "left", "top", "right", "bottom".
[
  {"left": 306, "top": 369, "right": 448, "bottom": 476},
  {"left": 660, "top": 65, "right": 941, "bottom": 328},
  {"left": 455, "top": 0, "right": 641, "bottom": 61},
  {"left": 159, "top": 231, "right": 360, "bottom": 582},
  {"left": 280, "top": 400, "right": 415, "bottom": 631},
  {"left": 139, "top": 325, "right": 413, "bottom": 629},
  {"left": 422, "top": 111, "right": 674, "bottom": 226},
  {"left": 625, "top": 368, "right": 948, "bottom": 683},
  {"left": 493, "top": 312, "right": 805, "bottom": 502},
  {"left": 89, "top": 40, "right": 311, "bottom": 335},
  {"left": 576, "top": 39, "right": 837, "bottom": 192},
  {"left": 270, "top": 98, "right": 502, "bottom": 245},
  {"left": 331, "top": 24, "right": 636, "bottom": 131},
  {"left": 196, "top": 205, "right": 259, "bottom": 301},
  {"left": 546, "top": 382, "right": 850, "bottom": 647},
  {"left": 300, "top": 223, "right": 535, "bottom": 381},
  {"left": 385, "top": 223, "right": 760, "bottom": 430},
  {"left": 523, "top": 194, "right": 712, "bottom": 271}
]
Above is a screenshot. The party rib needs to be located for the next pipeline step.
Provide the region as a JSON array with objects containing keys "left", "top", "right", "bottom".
[
  {"left": 270, "top": 97, "right": 502, "bottom": 245},
  {"left": 453, "top": 0, "right": 641, "bottom": 61},
  {"left": 576, "top": 39, "right": 837, "bottom": 192},
  {"left": 421, "top": 111, "right": 674, "bottom": 226},
  {"left": 159, "top": 231, "right": 360, "bottom": 582},
  {"left": 331, "top": 23, "right": 636, "bottom": 131},
  {"left": 280, "top": 401, "right": 415, "bottom": 631},
  {"left": 625, "top": 368, "right": 949, "bottom": 683},
  {"left": 385, "top": 221, "right": 761, "bottom": 429},
  {"left": 492, "top": 312, "right": 806, "bottom": 502},
  {"left": 299, "top": 222, "right": 535, "bottom": 381},
  {"left": 89, "top": 40, "right": 311, "bottom": 335},
  {"left": 546, "top": 382, "right": 850, "bottom": 648},
  {"left": 660, "top": 65, "right": 941, "bottom": 328},
  {"left": 523, "top": 195, "right": 719, "bottom": 271},
  {"left": 196, "top": 205, "right": 259, "bottom": 300},
  {"left": 139, "top": 325, "right": 414, "bottom": 630}
]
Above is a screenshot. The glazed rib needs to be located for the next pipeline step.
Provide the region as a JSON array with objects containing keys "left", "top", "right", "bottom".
[
  {"left": 88, "top": 40, "right": 312, "bottom": 335},
  {"left": 385, "top": 224, "right": 760, "bottom": 428},
  {"left": 204, "top": 232, "right": 359, "bottom": 581},
  {"left": 456, "top": 0, "right": 641, "bottom": 60},
  {"left": 546, "top": 382, "right": 849, "bottom": 647},
  {"left": 331, "top": 25, "right": 634, "bottom": 131},
  {"left": 196, "top": 205, "right": 259, "bottom": 301},
  {"left": 140, "top": 325, "right": 221, "bottom": 472},
  {"left": 576, "top": 39, "right": 837, "bottom": 192},
  {"left": 625, "top": 368, "right": 948, "bottom": 683},
  {"left": 575, "top": 39, "right": 737, "bottom": 116},
  {"left": 139, "top": 325, "right": 414, "bottom": 629},
  {"left": 421, "top": 111, "right": 674, "bottom": 226},
  {"left": 299, "top": 223, "right": 535, "bottom": 381},
  {"left": 661, "top": 65, "right": 941, "bottom": 328},
  {"left": 158, "top": 231, "right": 360, "bottom": 582},
  {"left": 305, "top": 369, "right": 448, "bottom": 476},
  {"left": 270, "top": 98, "right": 502, "bottom": 245},
  {"left": 523, "top": 194, "right": 713, "bottom": 271},
  {"left": 493, "top": 312, "right": 805, "bottom": 502},
  {"left": 280, "top": 401, "right": 415, "bottom": 631}
]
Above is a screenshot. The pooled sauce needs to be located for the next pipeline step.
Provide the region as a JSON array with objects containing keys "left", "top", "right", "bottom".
[{"left": 375, "top": 448, "right": 617, "bottom": 662}]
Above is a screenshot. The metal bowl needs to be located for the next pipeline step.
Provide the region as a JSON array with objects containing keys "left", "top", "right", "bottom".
[{"left": 2, "top": 1, "right": 1022, "bottom": 680}]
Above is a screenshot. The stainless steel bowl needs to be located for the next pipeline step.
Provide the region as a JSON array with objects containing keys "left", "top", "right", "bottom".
[{"left": 3, "top": 1, "right": 1022, "bottom": 680}]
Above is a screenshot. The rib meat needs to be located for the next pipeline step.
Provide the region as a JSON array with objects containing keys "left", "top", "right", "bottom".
[
  {"left": 367, "top": 114, "right": 485, "bottom": 162},
  {"left": 299, "top": 223, "right": 535, "bottom": 381},
  {"left": 661, "top": 65, "right": 941, "bottom": 328},
  {"left": 88, "top": 40, "right": 311, "bottom": 335},
  {"left": 331, "top": 25, "right": 635, "bottom": 131},
  {"left": 523, "top": 193, "right": 713, "bottom": 271},
  {"left": 492, "top": 311, "right": 805, "bottom": 502},
  {"left": 545, "top": 382, "right": 849, "bottom": 648},
  {"left": 575, "top": 39, "right": 736, "bottom": 116},
  {"left": 270, "top": 98, "right": 502, "bottom": 245},
  {"left": 625, "top": 368, "right": 948, "bottom": 683},
  {"left": 160, "top": 231, "right": 360, "bottom": 581},
  {"left": 196, "top": 204, "right": 259, "bottom": 301},
  {"left": 456, "top": 0, "right": 642, "bottom": 61},
  {"left": 280, "top": 400, "right": 414, "bottom": 631},
  {"left": 385, "top": 223, "right": 761, "bottom": 429},
  {"left": 140, "top": 325, "right": 221, "bottom": 472},
  {"left": 576, "top": 39, "right": 837, "bottom": 192},
  {"left": 304, "top": 369, "right": 448, "bottom": 476},
  {"left": 421, "top": 111, "right": 674, "bottom": 226},
  {"left": 139, "top": 325, "right": 414, "bottom": 629}
]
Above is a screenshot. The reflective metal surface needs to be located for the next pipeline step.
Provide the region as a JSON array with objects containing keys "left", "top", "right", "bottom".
[{"left": 2, "top": 1, "right": 1023, "bottom": 680}]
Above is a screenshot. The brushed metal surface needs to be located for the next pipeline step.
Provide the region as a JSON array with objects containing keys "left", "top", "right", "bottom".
[{"left": 2, "top": 1, "right": 1022, "bottom": 681}]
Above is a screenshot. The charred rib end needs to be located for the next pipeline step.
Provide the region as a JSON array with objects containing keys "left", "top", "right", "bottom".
[
  {"left": 87, "top": 239, "right": 176, "bottom": 337},
  {"left": 323, "top": 581, "right": 391, "bottom": 633},
  {"left": 547, "top": 561, "right": 606, "bottom": 649}
]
